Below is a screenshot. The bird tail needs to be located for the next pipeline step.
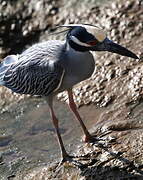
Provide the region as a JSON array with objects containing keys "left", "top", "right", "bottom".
[{"left": 0, "top": 55, "right": 19, "bottom": 85}]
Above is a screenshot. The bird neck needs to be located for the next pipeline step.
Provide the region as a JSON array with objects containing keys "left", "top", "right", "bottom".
[
  {"left": 65, "top": 42, "right": 89, "bottom": 54},
  {"left": 64, "top": 42, "right": 94, "bottom": 65}
]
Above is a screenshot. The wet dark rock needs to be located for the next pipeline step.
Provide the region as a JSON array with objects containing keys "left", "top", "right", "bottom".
[
  {"left": 0, "top": 0, "right": 60, "bottom": 57},
  {"left": 0, "top": 135, "right": 12, "bottom": 147}
]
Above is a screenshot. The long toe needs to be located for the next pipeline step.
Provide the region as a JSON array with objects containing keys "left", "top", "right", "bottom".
[{"left": 58, "top": 154, "right": 83, "bottom": 168}]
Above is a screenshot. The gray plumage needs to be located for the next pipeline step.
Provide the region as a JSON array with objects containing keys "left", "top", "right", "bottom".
[{"left": 0, "top": 40, "right": 95, "bottom": 96}]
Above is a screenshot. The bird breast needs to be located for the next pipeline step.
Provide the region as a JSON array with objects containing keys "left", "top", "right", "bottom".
[{"left": 59, "top": 48, "right": 95, "bottom": 91}]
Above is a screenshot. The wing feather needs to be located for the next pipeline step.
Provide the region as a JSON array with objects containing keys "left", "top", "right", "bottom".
[{"left": 4, "top": 58, "right": 65, "bottom": 96}]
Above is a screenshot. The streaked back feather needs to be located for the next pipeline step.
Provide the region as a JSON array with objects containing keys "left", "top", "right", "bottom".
[{"left": 0, "top": 55, "right": 19, "bottom": 85}]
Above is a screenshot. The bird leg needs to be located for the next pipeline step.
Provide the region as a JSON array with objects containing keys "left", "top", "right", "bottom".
[
  {"left": 47, "top": 97, "right": 85, "bottom": 166},
  {"left": 67, "top": 89, "right": 94, "bottom": 142},
  {"left": 49, "top": 104, "right": 70, "bottom": 162},
  {"left": 49, "top": 105, "right": 86, "bottom": 167}
]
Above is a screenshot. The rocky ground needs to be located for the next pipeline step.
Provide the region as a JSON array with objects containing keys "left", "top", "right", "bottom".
[{"left": 0, "top": 0, "right": 143, "bottom": 179}]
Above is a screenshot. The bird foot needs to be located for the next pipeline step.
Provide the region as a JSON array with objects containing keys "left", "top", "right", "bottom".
[
  {"left": 57, "top": 154, "right": 83, "bottom": 169},
  {"left": 82, "top": 134, "right": 98, "bottom": 143},
  {"left": 60, "top": 154, "right": 73, "bottom": 165}
]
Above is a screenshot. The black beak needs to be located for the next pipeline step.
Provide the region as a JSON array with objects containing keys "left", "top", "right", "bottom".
[{"left": 91, "top": 38, "right": 139, "bottom": 59}]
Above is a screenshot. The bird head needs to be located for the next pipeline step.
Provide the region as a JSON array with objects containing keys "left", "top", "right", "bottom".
[{"left": 59, "top": 24, "right": 139, "bottom": 59}]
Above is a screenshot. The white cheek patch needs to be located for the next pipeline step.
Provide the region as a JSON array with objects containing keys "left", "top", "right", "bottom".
[{"left": 71, "top": 36, "right": 92, "bottom": 47}]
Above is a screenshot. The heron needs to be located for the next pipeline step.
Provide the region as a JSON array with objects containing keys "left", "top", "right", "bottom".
[{"left": 0, "top": 24, "right": 139, "bottom": 163}]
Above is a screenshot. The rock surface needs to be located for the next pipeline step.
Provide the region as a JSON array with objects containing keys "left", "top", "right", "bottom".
[{"left": 0, "top": 0, "right": 143, "bottom": 179}]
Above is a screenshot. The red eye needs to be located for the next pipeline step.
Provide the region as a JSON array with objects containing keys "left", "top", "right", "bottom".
[{"left": 87, "top": 40, "right": 98, "bottom": 46}]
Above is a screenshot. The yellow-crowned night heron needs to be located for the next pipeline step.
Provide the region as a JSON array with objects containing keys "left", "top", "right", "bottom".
[{"left": 0, "top": 24, "right": 139, "bottom": 163}]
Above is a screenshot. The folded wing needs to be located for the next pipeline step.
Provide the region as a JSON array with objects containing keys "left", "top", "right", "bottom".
[{"left": 3, "top": 58, "right": 65, "bottom": 96}]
